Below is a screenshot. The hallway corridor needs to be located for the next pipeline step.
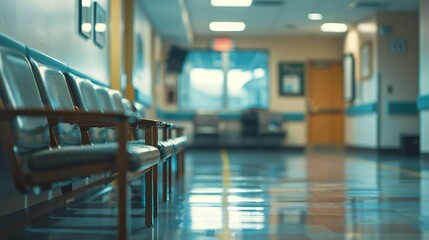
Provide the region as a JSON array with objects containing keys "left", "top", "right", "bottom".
[{"left": 7, "top": 149, "right": 429, "bottom": 239}]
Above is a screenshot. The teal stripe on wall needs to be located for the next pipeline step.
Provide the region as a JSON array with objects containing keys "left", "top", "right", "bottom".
[
  {"left": 218, "top": 112, "right": 241, "bottom": 120},
  {"left": 418, "top": 95, "right": 429, "bottom": 110},
  {"left": 282, "top": 113, "right": 305, "bottom": 122},
  {"left": 68, "top": 67, "right": 109, "bottom": 88},
  {"left": 156, "top": 109, "right": 194, "bottom": 120},
  {"left": 0, "top": 33, "right": 26, "bottom": 53},
  {"left": 156, "top": 108, "right": 306, "bottom": 122},
  {"left": 388, "top": 102, "right": 417, "bottom": 115},
  {"left": 346, "top": 103, "right": 377, "bottom": 116}
]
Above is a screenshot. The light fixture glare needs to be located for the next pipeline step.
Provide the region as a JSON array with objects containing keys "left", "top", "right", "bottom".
[
  {"left": 210, "top": 22, "right": 246, "bottom": 32},
  {"left": 211, "top": 0, "right": 252, "bottom": 7},
  {"left": 308, "top": 13, "right": 323, "bottom": 21},
  {"left": 357, "top": 23, "right": 377, "bottom": 33},
  {"left": 321, "top": 23, "right": 348, "bottom": 33}
]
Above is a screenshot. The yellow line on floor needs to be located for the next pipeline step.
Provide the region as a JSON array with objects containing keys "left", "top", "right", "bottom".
[
  {"left": 220, "top": 149, "right": 231, "bottom": 187},
  {"left": 378, "top": 163, "right": 421, "bottom": 178},
  {"left": 219, "top": 149, "right": 232, "bottom": 240},
  {"left": 353, "top": 158, "right": 421, "bottom": 178}
]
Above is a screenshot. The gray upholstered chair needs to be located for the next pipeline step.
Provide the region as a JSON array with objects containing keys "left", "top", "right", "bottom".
[
  {"left": 0, "top": 33, "right": 158, "bottom": 238},
  {"left": 106, "top": 88, "right": 175, "bottom": 205},
  {"left": 65, "top": 75, "right": 169, "bottom": 215}
]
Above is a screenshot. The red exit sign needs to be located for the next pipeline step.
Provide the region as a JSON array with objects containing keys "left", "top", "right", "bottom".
[{"left": 212, "top": 38, "right": 235, "bottom": 52}]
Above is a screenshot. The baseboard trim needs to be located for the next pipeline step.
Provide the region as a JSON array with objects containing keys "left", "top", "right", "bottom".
[
  {"left": 187, "top": 145, "right": 305, "bottom": 151},
  {"left": 346, "top": 146, "right": 378, "bottom": 154},
  {"left": 378, "top": 148, "right": 402, "bottom": 155},
  {"left": 346, "top": 146, "right": 425, "bottom": 156}
]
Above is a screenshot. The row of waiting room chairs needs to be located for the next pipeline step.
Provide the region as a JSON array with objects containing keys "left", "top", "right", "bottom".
[{"left": 0, "top": 33, "right": 187, "bottom": 239}]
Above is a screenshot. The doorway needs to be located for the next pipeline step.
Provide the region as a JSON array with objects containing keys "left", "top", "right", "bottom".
[{"left": 307, "top": 61, "right": 344, "bottom": 147}]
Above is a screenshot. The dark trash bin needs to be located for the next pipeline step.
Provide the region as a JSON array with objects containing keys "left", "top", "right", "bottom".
[{"left": 400, "top": 135, "right": 419, "bottom": 155}]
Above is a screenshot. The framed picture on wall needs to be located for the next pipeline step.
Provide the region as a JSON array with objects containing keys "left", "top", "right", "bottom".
[
  {"left": 78, "top": 0, "right": 92, "bottom": 39},
  {"left": 360, "top": 41, "right": 372, "bottom": 80},
  {"left": 343, "top": 54, "right": 355, "bottom": 102},
  {"left": 278, "top": 62, "right": 305, "bottom": 96},
  {"left": 94, "top": 2, "right": 107, "bottom": 48}
]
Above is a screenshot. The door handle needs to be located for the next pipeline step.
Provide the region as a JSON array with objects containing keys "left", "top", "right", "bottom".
[{"left": 311, "top": 107, "right": 344, "bottom": 114}]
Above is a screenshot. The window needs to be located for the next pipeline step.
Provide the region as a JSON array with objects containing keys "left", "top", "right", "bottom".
[{"left": 178, "top": 50, "right": 268, "bottom": 110}]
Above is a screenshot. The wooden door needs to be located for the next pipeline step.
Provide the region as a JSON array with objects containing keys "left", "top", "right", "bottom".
[{"left": 308, "top": 61, "right": 344, "bottom": 146}]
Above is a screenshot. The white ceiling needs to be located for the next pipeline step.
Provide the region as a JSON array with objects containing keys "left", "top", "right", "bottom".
[
  {"left": 139, "top": 0, "right": 193, "bottom": 44},
  {"left": 184, "top": 0, "right": 419, "bottom": 37},
  {"left": 141, "top": 0, "right": 419, "bottom": 44}
]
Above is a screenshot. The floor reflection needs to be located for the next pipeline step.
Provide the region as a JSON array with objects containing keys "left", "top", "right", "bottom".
[{"left": 7, "top": 149, "right": 429, "bottom": 239}]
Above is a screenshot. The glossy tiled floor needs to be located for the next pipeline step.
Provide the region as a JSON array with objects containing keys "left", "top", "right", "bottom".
[{"left": 6, "top": 149, "right": 429, "bottom": 239}]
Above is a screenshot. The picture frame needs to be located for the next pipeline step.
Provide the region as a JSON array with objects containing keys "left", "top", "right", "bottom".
[
  {"left": 343, "top": 54, "right": 355, "bottom": 102},
  {"left": 78, "top": 0, "right": 92, "bottom": 39},
  {"left": 94, "top": 2, "right": 107, "bottom": 48},
  {"left": 360, "top": 41, "right": 372, "bottom": 81},
  {"left": 278, "top": 62, "right": 305, "bottom": 96}
]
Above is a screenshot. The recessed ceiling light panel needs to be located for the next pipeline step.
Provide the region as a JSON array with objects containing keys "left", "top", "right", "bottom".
[
  {"left": 321, "top": 23, "right": 348, "bottom": 33},
  {"left": 210, "top": 22, "right": 246, "bottom": 32},
  {"left": 308, "top": 13, "right": 323, "bottom": 21},
  {"left": 211, "top": 0, "right": 252, "bottom": 7}
]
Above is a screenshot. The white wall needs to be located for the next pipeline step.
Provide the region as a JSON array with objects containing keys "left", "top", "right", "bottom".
[
  {"left": 343, "top": 16, "right": 379, "bottom": 148},
  {"left": 346, "top": 115, "right": 378, "bottom": 147},
  {"left": 133, "top": 1, "right": 153, "bottom": 106},
  {"left": 343, "top": 12, "right": 419, "bottom": 149},
  {"left": 421, "top": 0, "right": 429, "bottom": 153},
  {"left": 377, "top": 12, "right": 419, "bottom": 148},
  {"left": 0, "top": 0, "right": 110, "bottom": 84}
]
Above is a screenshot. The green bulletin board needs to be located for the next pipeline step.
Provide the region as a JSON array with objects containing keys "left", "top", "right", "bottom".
[{"left": 278, "top": 62, "right": 305, "bottom": 96}]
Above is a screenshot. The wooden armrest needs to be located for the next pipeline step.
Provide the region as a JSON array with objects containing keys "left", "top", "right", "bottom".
[
  {"left": 0, "top": 109, "right": 128, "bottom": 124},
  {"left": 129, "top": 117, "right": 166, "bottom": 127},
  {"left": 173, "top": 125, "right": 184, "bottom": 130}
]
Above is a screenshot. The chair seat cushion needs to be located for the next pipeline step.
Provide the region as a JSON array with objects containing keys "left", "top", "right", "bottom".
[
  {"left": 129, "top": 140, "right": 175, "bottom": 160},
  {"left": 28, "top": 143, "right": 160, "bottom": 172}
]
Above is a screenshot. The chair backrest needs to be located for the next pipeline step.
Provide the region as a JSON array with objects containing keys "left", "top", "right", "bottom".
[
  {"left": 93, "top": 86, "right": 119, "bottom": 142},
  {"left": 27, "top": 49, "right": 81, "bottom": 146},
  {"left": 66, "top": 73, "right": 101, "bottom": 112},
  {"left": 0, "top": 34, "right": 50, "bottom": 153},
  {"left": 122, "top": 98, "right": 133, "bottom": 115},
  {"left": 132, "top": 102, "right": 146, "bottom": 140},
  {"left": 94, "top": 86, "right": 116, "bottom": 113},
  {"left": 134, "top": 102, "right": 146, "bottom": 118},
  {"left": 109, "top": 90, "right": 126, "bottom": 113},
  {"left": 194, "top": 112, "right": 219, "bottom": 134},
  {"left": 66, "top": 73, "right": 108, "bottom": 143}
]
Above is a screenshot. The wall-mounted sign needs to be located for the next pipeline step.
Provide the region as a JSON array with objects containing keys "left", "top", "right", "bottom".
[
  {"left": 94, "top": 2, "right": 107, "bottom": 48},
  {"left": 278, "top": 62, "right": 305, "bottom": 96},
  {"left": 79, "top": 0, "right": 92, "bottom": 39},
  {"left": 390, "top": 39, "right": 407, "bottom": 54},
  {"left": 379, "top": 25, "right": 392, "bottom": 36}
]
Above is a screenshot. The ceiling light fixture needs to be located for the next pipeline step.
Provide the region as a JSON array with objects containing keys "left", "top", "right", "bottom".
[
  {"left": 308, "top": 13, "right": 323, "bottom": 21},
  {"left": 210, "top": 22, "right": 246, "bottom": 32},
  {"left": 320, "top": 23, "right": 348, "bottom": 33},
  {"left": 211, "top": 0, "right": 252, "bottom": 7}
]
